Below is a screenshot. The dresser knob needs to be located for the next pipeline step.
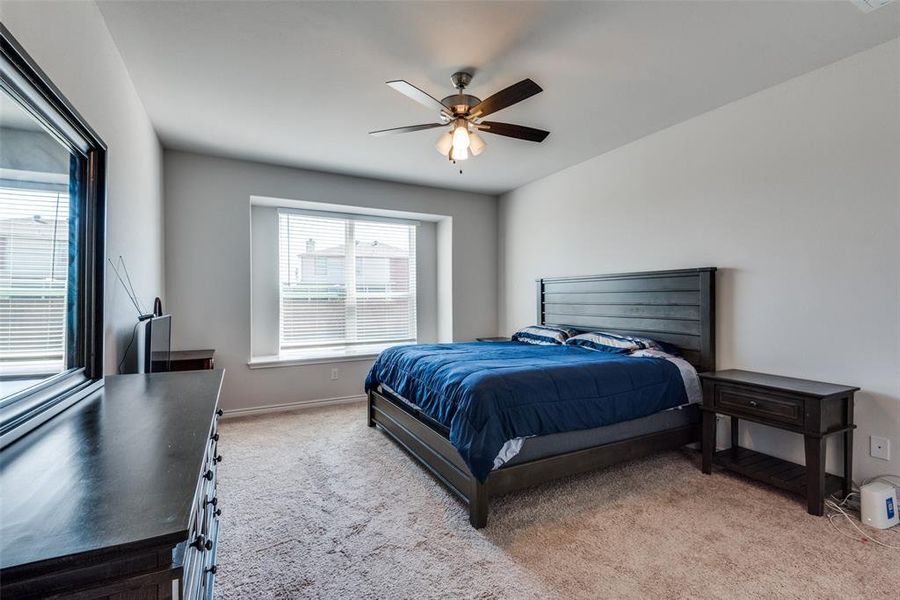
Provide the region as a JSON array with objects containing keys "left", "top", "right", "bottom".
[
  {"left": 749, "top": 400, "right": 758, "bottom": 407},
  {"left": 214, "top": 454, "right": 223, "bottom": 463},
  {"left": 203, "top": 470, "right": 214, "bottom": 481},
  {"left": 207, "top": 496, "right": 217, "bottom": 506},
  {"left": 214, "top": 508, "right": 222, "bottom": 517},
  {"left": 206, "top": 565, "right": 218, "bottom": 575},
  {"left": 210, "top": 432, "right": 219, "bottom": 442},
  {"left": 191, "top": 534, "right": 211, "bottom": 551},
  {"left": 216, "top": 408, "right": 224, "bottom": 417}
]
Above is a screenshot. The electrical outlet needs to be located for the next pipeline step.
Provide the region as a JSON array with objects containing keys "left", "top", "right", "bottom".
[
  {"left": 330, "top": 368, "right": 339, "bottom": 381},
  {"left": 870, "top": 435, "right": 890, "bottom": 461}
]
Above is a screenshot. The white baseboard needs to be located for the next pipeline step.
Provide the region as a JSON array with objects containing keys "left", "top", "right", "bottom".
[{"left": 221, "top": 394, "right": 366, "bottom": 419}]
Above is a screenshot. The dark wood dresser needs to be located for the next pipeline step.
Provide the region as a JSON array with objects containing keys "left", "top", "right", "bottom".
[
  {"left": 0, "top": 370, "right": 226, "bottom": 599},
  {"left": 699, "top": 369, "right": 858, "bottom": 515}
]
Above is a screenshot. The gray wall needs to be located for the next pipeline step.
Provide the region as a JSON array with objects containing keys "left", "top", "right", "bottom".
[
  {"left": 498, "top": 39, "right": 900, "bottom": 481},
  {"left": 164, "top": 150, "right": 497, "bottom": 411},
  {"left": 3, "top": 1, "right": 165, "bottom": 374}
]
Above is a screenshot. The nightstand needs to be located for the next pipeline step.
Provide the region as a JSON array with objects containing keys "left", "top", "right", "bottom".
[
  {"left": 699, "top": 369, "right": 858, "bottom": 516},
  {"left": 476, "top": 337, "right": 510, "bottom": 342}
]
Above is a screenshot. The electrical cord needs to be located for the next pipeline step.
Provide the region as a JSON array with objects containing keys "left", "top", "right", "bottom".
[
  {"left": 825, "top": 490, "right": 900, "bottom": 550},
  {"left": 118, "top": 321, "right": 140, "bottom": 374},
  {"left": 832, "top": 490, "right": 859, "bottom": 508}
]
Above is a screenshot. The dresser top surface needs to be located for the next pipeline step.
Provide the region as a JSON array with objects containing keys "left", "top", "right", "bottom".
[
  {"left": 0, "top": 370, "right": 224, "bottom": 571},
  {"left": 699, "top": 369, "right": 858, "bottom": 397}
]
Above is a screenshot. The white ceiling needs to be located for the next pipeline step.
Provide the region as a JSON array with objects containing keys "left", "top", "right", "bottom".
[{"left": 97, "top": 1, "right": 900, "bottom": 195}]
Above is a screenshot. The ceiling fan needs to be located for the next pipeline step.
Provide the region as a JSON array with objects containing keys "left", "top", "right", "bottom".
[{"left": 369, "top": 71, "right": 549, "bottom": 162}]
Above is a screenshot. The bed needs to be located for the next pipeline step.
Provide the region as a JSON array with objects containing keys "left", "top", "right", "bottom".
[{"left": 366, "top": 267, "right": 716, "bottom": 528}]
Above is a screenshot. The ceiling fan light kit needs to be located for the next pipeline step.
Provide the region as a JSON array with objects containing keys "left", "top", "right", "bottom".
[
  {"left": 468, "top": 131, "right": 486, "bottom": 156},
  {"left": 450, "top": 144, "right": 468, "bottom": 162},
  {"left": 435, "top": 131, "right": 453, "bottom": 156},
  {"left": 451, "top": 119, "right": 470, "bottom": 155},
  {"left": 370, "top": 71, "right": 549, "bottom": 166}
]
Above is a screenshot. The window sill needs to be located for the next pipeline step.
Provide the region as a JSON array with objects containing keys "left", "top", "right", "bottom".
[{"left": 248, "top": 342, "right": 413, "bottom": 369}]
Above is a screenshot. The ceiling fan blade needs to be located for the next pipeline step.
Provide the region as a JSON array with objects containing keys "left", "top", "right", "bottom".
[
  {"left": 479, "top": 121, "right": 549, "bottom": 143},
  {"left": 469, "top": 79, "right": 542, "bottom": 118},
  {"left": 369, "top": 123, "right": 446, "bottom": 137},
  {"left": 386, "top": 80, "right": 449, "bottom": 113}
]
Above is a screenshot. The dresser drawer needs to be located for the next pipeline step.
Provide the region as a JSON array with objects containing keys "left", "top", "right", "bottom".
[
  {"left": 182, "top": 419, "right": 221, "bottom": 600},
  {"left": 713, "top": 384, "right": 804, "bottom": 426}
]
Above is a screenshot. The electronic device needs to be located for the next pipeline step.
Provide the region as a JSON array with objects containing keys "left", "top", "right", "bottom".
[
  {"left": 860, "top": 481, "right": 898, "bottom": 529},
  {"left": 135, "top": 314, "right": 172, "bottom": 374}
]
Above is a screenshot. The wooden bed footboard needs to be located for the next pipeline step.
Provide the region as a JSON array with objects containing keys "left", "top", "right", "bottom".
[{"left": 369, "top": 389, "right": 700, "bottom": 528}]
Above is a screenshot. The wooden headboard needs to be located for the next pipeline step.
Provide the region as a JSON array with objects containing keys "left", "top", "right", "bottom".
[{"left": 537, "top": 267, "right": 716, "bottom": 372}]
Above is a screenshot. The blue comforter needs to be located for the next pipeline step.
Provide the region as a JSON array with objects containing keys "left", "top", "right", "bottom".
[{"left": 365, "top": 341, "right": 688, "bottom": 482}]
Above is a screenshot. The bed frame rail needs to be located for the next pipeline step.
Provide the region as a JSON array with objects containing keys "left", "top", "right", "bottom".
[
  {"left": 369, "top": 267, "right": 715, "bottom": 528},
  {"left": 370, "top": 389, "right": 699, "bottom": 528},
  {"left": 369, "top": 390, "right": 486, "bottom": 525}
]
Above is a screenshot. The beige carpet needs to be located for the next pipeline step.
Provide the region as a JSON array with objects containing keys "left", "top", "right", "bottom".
[{"left": 215, "top": 402, "right": 898, "bottom": 599}]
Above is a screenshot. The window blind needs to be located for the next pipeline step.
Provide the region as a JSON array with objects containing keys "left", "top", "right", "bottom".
[
  {"left": 0, "top": 187, "right": 70, "bottom": 375},
  {"left": 278, "top": 210, "right": 416, "bottom": 350}
]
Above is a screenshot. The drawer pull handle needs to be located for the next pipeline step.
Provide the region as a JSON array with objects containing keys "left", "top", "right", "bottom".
[
  {"left": 206, "top": 565, "right": 218, "bottom": 575},
  {"left": 191, "top": 535, "right": 212, "bottom": 551},
  {"left": 210, "top": 432, "right": 219, "bottom": 442},
  {"left": 203, "top": 470, "right": 214, "bottom": 481},
  {"left": 216, "top": 408, "right": 224, "bottom": 417},
  {"left": 214, "top": 454, "right": 223, "bottom": 463},
  {"left": 749, "top": 400, "right": 758, "bottom": 407}
]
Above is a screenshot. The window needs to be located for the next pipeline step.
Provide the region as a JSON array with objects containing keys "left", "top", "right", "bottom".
[
  {"left": 0, "top": 27, "right": 106, "bottom": 445},
  {"left": 1, "top": 187, "right": 70, "bottom": 380},
  {"left": 278, "top": 210, "right": 416, "bottom": 352}
]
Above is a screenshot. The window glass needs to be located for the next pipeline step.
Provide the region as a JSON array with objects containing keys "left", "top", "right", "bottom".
[
  {"left": 0, "top": 91, "right": 81, "bottom": 400},
  {"left": 278, "top": 211, "right": 416, "bottom": 350}
]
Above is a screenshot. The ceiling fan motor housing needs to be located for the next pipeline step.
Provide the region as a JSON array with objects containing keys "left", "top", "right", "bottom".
[
  {"left": 443, "top": 72, "right": 480, "bottom": 115},
  {"left": 441, "top": 93, "right": 481, "bottom": 116},
  {"left": 450, "top": 71, "right": 473, "bottom": 90}
]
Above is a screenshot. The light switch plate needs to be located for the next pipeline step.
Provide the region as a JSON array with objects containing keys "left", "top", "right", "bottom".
[{"left": 870, "top": 435, "right": 890, "bottom": 461}]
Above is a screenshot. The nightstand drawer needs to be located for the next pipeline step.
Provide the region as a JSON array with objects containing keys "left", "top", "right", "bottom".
[{"left": 713, "top": 385, "right": 803, "bottom": 426}]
